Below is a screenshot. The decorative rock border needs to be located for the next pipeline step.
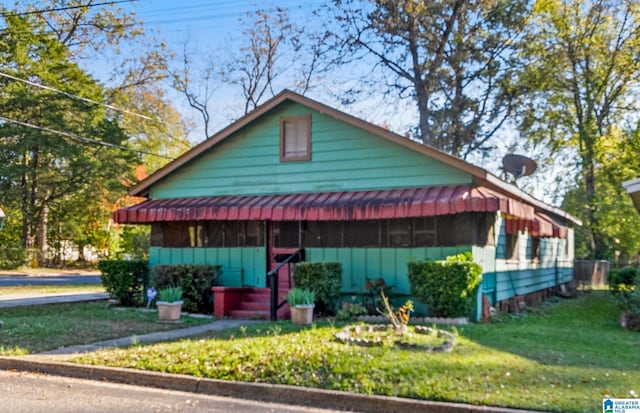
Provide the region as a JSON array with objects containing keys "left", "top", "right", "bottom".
[
  {"left": 334, "top": 324, "right": 456, "bottom": 352},
  {"left": 355, "top": 315, "right": 468, "bottom": 325}
]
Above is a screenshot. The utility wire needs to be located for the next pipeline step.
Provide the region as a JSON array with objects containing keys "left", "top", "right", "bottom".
[
  {"left": 0, "top": 0, "right": 137, "bottom": 18},
  {"left": 0, "top": 115, "right": 174, "bottom": 160},
  {"left": 0, "top": 71, "right": 152, "bottom": 121}
]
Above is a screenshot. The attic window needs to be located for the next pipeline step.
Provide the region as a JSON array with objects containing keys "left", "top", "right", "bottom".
[{"left": 280, "top": 115, "right": 311, "bottom": 161}]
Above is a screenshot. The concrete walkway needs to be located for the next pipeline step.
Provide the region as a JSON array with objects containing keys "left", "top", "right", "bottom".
[
  {"left": 39, "top": 319, "right": 259, "bottom": 357},
  {"left": 0, "top": 292, "right": 109, "bottom": 308}
]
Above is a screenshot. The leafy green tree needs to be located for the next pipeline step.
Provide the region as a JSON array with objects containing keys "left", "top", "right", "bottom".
[
  {"left": 331, "top": 0, "right": 529, "bottom": 158},
  {"left": 518, "top": 0, "right": 640, "bottom": 258},
  {"left": 19, "top": 0, "right": 189, "bottom": 172},
  {"left": 0, "top": 14, "right": 136, "bottom": 263}
]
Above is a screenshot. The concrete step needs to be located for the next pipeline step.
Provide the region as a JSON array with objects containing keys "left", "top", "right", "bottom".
[{"left": 228, "top": 309, "right": 269, "bottom": 320}]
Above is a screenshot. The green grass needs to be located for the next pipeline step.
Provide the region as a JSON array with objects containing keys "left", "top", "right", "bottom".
[
  {"left": 0, "top": 284, "right": 105, "bottom": 295},
  {"left": 0, "top": 302, "right": 212, "bottom": 355},
  {"left": 74, "top": 293, "right": 640, "bottom": 413}
]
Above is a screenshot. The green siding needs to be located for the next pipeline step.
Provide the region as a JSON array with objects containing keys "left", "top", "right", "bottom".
[
  {"left": 149, "top": 246, "right": 266, "bottom": 288},
  {"left": 481, "top": 214, "right": 574, "bottom": 305},
  {"left": 151, "top": 101, "right": 472, "bottom": 198},
  {"left": 305, "top": 246, "right": 472, "bottom": 295}
]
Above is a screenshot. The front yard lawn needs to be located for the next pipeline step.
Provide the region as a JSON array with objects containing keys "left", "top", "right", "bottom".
[
  {"left": 75, "top": 293, "right": 639, "bottom": 413},
  {"left": 0, "top": 302, "right": 212, "bottom": 355}
]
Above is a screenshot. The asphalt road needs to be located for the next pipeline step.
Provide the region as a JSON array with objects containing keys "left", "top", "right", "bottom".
[
  {"left": 0, "top": 370, "right": 354, "bottom": 413},
  {"left": 0, "top": 275, "right": 101, "bottom": 286}
]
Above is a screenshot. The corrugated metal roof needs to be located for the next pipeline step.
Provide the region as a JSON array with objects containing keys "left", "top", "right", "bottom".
[{"left": 113, "top": 185, "right": 536, "bottom": 224}]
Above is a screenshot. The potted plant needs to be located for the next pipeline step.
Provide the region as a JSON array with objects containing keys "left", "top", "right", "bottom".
[
  {"left": 287, "top": 288, "right": 315, "bottom": 325},
  {"left": 156, "top": 286, "right": 183, "bottom": 321}
]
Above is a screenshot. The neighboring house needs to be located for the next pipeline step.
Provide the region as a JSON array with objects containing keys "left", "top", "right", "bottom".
[
  {"left": 623, "top": 178, "right": 640, "bottom": 213},
  {"left": 113, "top": 90, "right": 580, "bottom": 321}
]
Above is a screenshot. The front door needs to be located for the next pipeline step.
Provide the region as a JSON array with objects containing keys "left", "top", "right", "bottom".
[{"left": 268, "top": 221, "right": 300, "bottom": 292}]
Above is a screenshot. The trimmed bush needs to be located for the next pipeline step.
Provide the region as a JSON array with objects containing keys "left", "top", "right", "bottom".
[
  {"left": 293, "top": 262, "right": 342, "bottom": 315},
  {"left": 150, "top": 264, "right": 222, "bottom": 313},
  {"left": 408, "top": 252, "right": 482, "bottom": 318},
  {"left": 98, "top": 260, "right": 149, "bottom": 307},
  {"left": 0, "top": 247, "right": 27, "bottom": 269},
  {"left": 609, "top": 267, "right": 639, "bottom": 292}
]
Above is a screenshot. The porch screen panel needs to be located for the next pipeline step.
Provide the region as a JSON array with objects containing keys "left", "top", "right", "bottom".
[
  {"left": 386, "top": 219, "right": 412, "bottom": 247},
  {"left": 274, "top": 221, "right": 300, "bottom": 247},
  {"left": 204, "top": 221, "right": 224, "bottom": 247},
  {"left": 163, "top": 222, "right": 190, "bottom": 247},
  {"left": 303, "top": 221, "right": 342, "bottom": 247},
  {"left": 413, "top": 217, "right": 436, "bottom": 247},
  {"left": 150, "top": 223, "right": 163, "bottom": 246},
  {"left": 343, "top": 220, "right": 380, "bottom": 247}
]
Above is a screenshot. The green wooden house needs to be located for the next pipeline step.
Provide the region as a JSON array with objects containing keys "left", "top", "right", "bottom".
[{"left": 113, "top": 90, "right": 580, "bottom": 320}]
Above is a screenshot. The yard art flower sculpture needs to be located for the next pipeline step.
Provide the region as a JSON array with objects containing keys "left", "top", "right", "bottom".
[
  {"left": 334, "top": 289, "right": 456, "bottom": 352},
  {"left": 146, "top": 287, "right": 157, "bottom": 309}
]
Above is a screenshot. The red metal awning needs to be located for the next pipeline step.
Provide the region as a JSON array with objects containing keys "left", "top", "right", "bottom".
[
  {"left": 506, "top": 212, "right": 568, "bottom": 238},
  {"left": 113, "top": 185, "right": 536, "bottom": 224}
]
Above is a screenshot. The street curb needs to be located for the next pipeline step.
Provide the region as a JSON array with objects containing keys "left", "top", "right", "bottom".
[{"left": 0, "top": 357, "right": 544, "bottom": 413}]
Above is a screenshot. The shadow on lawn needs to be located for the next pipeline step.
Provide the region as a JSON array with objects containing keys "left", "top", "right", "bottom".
[{"left": 459, "top": 292, "right": 640, "bottom": 371}]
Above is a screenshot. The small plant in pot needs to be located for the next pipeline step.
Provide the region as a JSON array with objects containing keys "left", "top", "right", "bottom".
[
  {"left": 287, "top": 288, "right": 315, "bottom": 325},
  {"left": 156, "top": 286, "right": 184, "bottom": 321}
]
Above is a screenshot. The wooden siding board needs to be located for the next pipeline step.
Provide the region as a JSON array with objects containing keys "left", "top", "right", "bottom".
[
  {"left": 148, "top": 247, "right": 266, "bottom": 288},
  {"left": 305, "top": 246, "right": 471, "bottom": 296},
  {"left": 150, "top": 104, "right": 472, "bottom": 199}
]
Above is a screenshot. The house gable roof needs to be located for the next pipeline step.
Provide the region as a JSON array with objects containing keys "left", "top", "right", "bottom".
[{"left": 129, "top": 90, "right": 580, "bottom": 225}]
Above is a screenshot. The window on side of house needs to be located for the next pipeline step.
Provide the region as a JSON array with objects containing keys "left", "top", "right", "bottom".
[
  {"left": 529, "top": 237, "right": 541, "bottom": 262},
  {"left": 280, "top": 115, "right": 311, "bottom": 161},
  {"left": 505, "top": 232, "right": 519, "bottom": 261}
]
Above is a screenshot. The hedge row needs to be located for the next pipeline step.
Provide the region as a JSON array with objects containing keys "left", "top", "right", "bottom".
[
  {"left": 98, "top": 260, "right": 221, "bottom": 312},
  {"left": 150, "top": 264, "right": 222, "bottom": 313}
]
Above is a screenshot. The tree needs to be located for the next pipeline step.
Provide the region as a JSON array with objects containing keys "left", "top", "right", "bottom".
[
  {"left": 0, "top": 14, "right": 136, "bottom": 263},
  {"left": 20, "top": 0, "right": 189, "bottom": 171},
  {"left": 172, "top": 6, "right": 332, "bottom": 137},
  {"left": 331, "top": 0, "right": 529, "bottom": 158},
  {"left": 518, "top": 0, "right": 640, "bottom": 258},
  {"left": 223, "top": 8, "right": 302, "bottom": 115},
  {"left": 3, "top": 1, "right": 189, "bottom": 261}
]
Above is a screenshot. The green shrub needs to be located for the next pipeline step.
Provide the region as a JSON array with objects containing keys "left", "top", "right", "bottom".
[
  {"left": 336, "top": 302, "right": 368, "bottom": 321},
  {"left": 408, "top": 252, "right": 482, "bottom": 318},
  {"left": 287, "top": 288, "right": 315, "bottom": 306},
  {"left": 98, "top": 260, "right": 149, "bottom": 307},
  {"left": 293, "top": 262, "right": 342, "bottom": 315},
  {"left": 609, "top": 267, "right": 639, "bottom": 292},
  {"left": 150, "top": 264, "right": 221, "bottom": 313},
  {"left": 0, "top": 247, "right": 27, "bottom": 269}
]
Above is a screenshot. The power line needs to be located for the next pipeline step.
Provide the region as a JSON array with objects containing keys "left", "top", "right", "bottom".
[
  {"left": 0, "top": 115, "right": 174, "bottom": 160},
  {"left": 0, "top": 71, "right": 153, "bottom": 120},
  {"left": 0, "top": 0, "right": 137, "bottom": 18}
]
